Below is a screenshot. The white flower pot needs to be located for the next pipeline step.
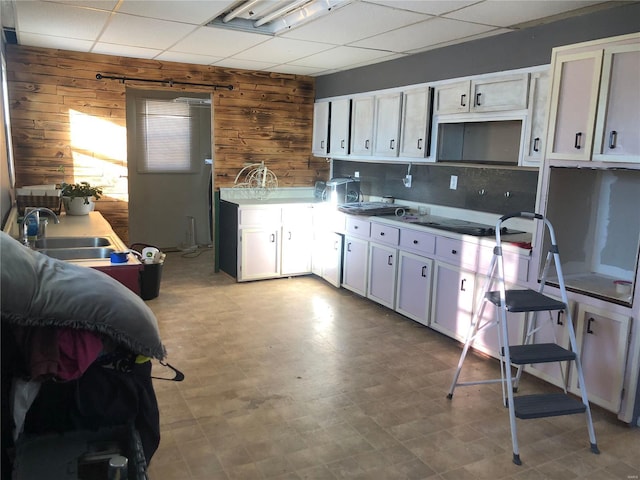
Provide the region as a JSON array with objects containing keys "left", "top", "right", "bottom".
[{"left": 63, "top": 197, "right": 95, "bottom": 215}]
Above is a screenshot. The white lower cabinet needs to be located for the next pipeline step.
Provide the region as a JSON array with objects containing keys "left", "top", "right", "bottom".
[
  {"left": 430, "top": 261, "right": 476, "bottom": 341},
  {"left": 395, "top": 251, "right": 433, "bottom": 326},
  {"left": 569, "top": 304, "right": 631, "bottom": 412},
  {"left": 281, "top": 206, "right": 313, "bottom": 276},
  {"left": 367, "top": 242, "right": 398, "bottom": 308},
  {"left": 240, "top": 227, "right": 280, "bottom": 281},
  {"left": 342, "top": 236, "right": 369, "bottom": 296},
  {"left": 313, "top": 231, "right": 343, "bottom": 288}
]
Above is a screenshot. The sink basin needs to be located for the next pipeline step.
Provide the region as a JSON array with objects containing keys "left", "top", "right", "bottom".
[
  {"left": 37, "top": 247, "right": 116, "bottom": 260},
  {"left": 34, "top": 236, "right": 112, "bottom": 248}
]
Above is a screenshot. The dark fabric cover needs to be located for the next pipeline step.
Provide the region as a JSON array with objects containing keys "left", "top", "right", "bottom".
[{"left": 0, "top": 232, "right": 166, "bottom": 359}]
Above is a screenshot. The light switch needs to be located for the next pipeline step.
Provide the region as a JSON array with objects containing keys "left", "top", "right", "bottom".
[{"left": 450, "top": 175, "right": 458, "bottom": 190}]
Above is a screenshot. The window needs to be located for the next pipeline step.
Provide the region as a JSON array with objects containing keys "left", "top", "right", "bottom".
[{"left": 131, "top": 94, "right": 209, "bottom": 173}]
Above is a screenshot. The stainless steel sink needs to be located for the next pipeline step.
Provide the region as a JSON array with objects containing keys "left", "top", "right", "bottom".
[
  {"left": 34, "top": 236, "right": 112, "bottom": 248},
  {"left": 37, "top": 247, "right": 116, "bottom": 260}
]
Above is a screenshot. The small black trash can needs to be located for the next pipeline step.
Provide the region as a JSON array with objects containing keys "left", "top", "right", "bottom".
[
  {"left": 139, "top": 261, "right": 163, "bottom": 300},
  {"left": 131, "top": 244, "right": 164, "bottom": 300}
]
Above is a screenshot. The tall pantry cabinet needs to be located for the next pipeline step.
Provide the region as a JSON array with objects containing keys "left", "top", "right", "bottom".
[{"left": 534, "top": 33, "right": 640, "bottom": 425}]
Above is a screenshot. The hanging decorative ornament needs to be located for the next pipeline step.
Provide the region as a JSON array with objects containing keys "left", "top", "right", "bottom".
[{"left": 233, "top": 162, "right": 278, "bottom": 199}]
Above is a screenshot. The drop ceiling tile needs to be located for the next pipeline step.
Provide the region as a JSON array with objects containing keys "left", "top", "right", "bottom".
[
  {"left": 233, "top": 37, "right": 334, "bottom": 64},
  {"left": 281, "top": 1, "right": 431, "bottom": 45},
  {"left": 405, "top": 28, "right": 510, "bottom": 55},
  {"left": 270, "top": 64, "right": 329, "bottom": 76},
  {"left": 116, "top": 0, "right": 231, "bottom": 25},
  {"left": 444, "top": 0, "right": 605, "bottom": 27},
  {"left": 17, "top": 32, "right": 96, "bottom": 52},
  {"left": 291, "top": 45, "right": 398, "bottom": 70},
  {"left": 213, "top": 58, "right": 279, "bottom": 71},
  {"left": 364, "top": 0, "right": 479, "bottom": 16},
  {"left": 15, "top": 1, "right": 111, "bottom": 40},
  {"left": 47, "top": 1, "right": 118, "bottom": 11},
  {"left": 92, "top": 42, "right": 163, "bottom": 59},
  {"left": 170, "top": 26, "right": 269, "bottom": 58},
  {"left": 352, "top": 17, "right": 497, "bottom": 52},
  {"left": 99, "top": 13, "right": 198, "bottom": 50},
  {"left": 154, "top": 51, "right": 225, "bottom": 65}
]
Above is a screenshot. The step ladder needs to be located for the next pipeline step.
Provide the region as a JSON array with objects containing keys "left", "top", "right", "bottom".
[{"left": 446, "top": 212, "right": 599, "bottom": 465}]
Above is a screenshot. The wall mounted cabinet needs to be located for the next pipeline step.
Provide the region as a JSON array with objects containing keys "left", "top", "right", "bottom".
[
  {"left": 373, "top": 92, "right": 402, "bottom": 157},
  {"left": 328, "top": 98, "right": 350, "bottom": 156},
  {"left": 399, "top": 87, "right": 432, "bottom": 158},
  {"left": 312, "top": 101, "right": 329, "bottom": 156},
  {"left": 350, "top": 96, "right": 375, "bottom": 156},
  {"left": 521, "top": 70, "right": 550, "bottom": 166}
]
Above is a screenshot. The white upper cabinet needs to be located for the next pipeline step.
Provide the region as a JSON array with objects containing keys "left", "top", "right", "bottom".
[
  {"left": 593, "top": 43, "right": 640, "bottom": 163},
  {"left": 312, "top": 101, "right": 329, "bottom": 156},
  {"left": 373, "top": 92, "right": 402, "bottom": 156},
  {"left": 399, "top": 87, "right": 432, "bottom": 158},
  {"left": 350, "top": 96, "right": 375, "bottom": 156},
  {"left": 434, "top": 74, "right": 528, "bottom": 115},
  {"left": 522, "top": 69, "right": 550, "bottom": 166},
  {"left": 546, "top": 50, "right": 603, "bottom": 161},
  {"left": 328, "top": 98, "right": 350, "bottom": 156},
  {"left": 434, "top": 80, "right": 470, "bottom": 114}
]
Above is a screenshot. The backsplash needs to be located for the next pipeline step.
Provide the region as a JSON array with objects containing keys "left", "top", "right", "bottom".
[{"left": 332, "top": 160, "right": 538, "bottom": 215}]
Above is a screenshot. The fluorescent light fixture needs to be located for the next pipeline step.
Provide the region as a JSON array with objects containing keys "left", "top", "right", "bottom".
[{"left": 207, "top": 0, "right": 351, "bottom": 36}]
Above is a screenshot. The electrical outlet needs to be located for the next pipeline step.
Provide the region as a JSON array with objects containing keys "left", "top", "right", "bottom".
[
  {"left": 354, "top": 171, "right": 360, "bottom": 178},
  {"left": 404, "top": 174, "right": 412, "bottom": 188},
  {"left": 449, "top": 175, "right": 458, "bottom": 190}
]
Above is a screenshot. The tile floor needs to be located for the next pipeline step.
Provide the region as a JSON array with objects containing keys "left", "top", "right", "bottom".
[{"left": 146, "top": 249, "right": 639, "bottom": 480}]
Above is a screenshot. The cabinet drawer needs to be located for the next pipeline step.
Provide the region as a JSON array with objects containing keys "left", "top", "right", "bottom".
[
  {"left": 370, "top": 223, "right": 399, "bottom": 246},
  {"left": 345, "top": 216, "right": 371, "bottom": 238},
  {"left": 477, "top": 246, "right": 529, "bottom": 283},
  {"left": 435, "top": 237, "right": 478, "bottom": 270},
  {"left": 239, "top": 207, "right": 280, "bottom": 227},
  {"left": 400, "top": 229, "right": 436, "bottom": 256}
]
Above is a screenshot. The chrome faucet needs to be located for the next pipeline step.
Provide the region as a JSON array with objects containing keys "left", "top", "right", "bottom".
[{"left": 20, "top": 207, "right": 60, "bottom": 246}]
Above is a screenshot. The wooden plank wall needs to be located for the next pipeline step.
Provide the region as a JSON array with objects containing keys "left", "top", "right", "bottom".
[{"left": 6, "top": 45, "right": 329, "bottom": 243}]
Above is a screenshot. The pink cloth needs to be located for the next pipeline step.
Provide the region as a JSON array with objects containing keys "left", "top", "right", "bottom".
[{"left": 56, "top": 328, "right": 103, "bottom": 381}]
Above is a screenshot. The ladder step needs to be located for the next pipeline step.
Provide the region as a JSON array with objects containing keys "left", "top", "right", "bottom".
[
  {"left": 513, "top": 393, "right": 586, "bottom": 419},
  {"left": 508, "top": 343, "right": 576, "bottom": 364},
  {"left": 486, "top": 289, "right": 566, "bottom": 312}
]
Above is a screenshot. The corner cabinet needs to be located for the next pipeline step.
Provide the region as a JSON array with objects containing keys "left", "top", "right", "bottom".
[
  {"left": 521, "top": 69, "right": 550, "bottom": 166},
  {"left": 312, "top": 101, "right": 329, "bottom": 156}
]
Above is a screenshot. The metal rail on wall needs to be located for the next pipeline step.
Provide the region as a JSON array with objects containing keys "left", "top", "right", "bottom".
[{"left": 95, "top": 73, "right": 234, "bottom": 90}]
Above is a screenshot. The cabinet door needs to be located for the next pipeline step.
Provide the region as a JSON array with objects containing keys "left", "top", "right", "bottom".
[
  {"left": 522, "top": 70, "right": 550, "bottom": 166},
  {"left": 373, "top": 93, "right": 402, "bottom": 156},
  {"left": 395, "top": 251, "right": 432, "bottom": 326},
  {"left": 547, "top": 50, "right": 603, "bottom": 160},
  {"left": 569, "top": 304, "right": 631, "bottom": 412},
  {"left": 342, "top": 236, "right": 368, "bottom": 296},
  {"left": 239, "top": 227, "right": 279, "bottom": 281},
  {"left": 329, "top": 98, "right": 350, "bottom": 156},
  {"left": 312, "top": 101, "right": 329, "bottom": 155},
  {"left": 430, "top": 261, "right": 476, "bottom": 341},
  {"left": 434, "top": 81, "right": 470, "bottom": 114},
  {"left": 471, "top": 73, "right": 529, "bottom": 112},
  {"left": 400, "top": 87, "right": 432, "bottom": 158},
  {"left": 594, "top": 44, "right": 640, "bottom": 162},
  {"left": 281, "top": 207, "right": 313, "bottom": 276},
  {"left": 321, "top": 232, "right": 343, "bottom": 288},
  {"left": 350, "top": 96, "right": 374, "bottom": 156},
  {"left": 367, "top": 242, "right": 397, "bottom": 308}
]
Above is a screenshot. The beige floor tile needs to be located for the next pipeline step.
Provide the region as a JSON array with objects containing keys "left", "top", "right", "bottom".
[{"left": 146, "top": 250, "right": 639, "bottom": 479}]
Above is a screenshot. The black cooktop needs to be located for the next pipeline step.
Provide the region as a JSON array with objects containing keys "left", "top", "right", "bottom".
[{"left": 407, "top": 217, "right": 524, "bottom": 237}]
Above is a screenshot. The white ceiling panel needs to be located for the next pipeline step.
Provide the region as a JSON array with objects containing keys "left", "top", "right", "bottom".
[
  {"left": 352, "top": 16, "right": 497, "bottom": 52},
  {"left": 232, "top": 36, "right": 335, "bottom": 63},
  {"left": 291, "top": 45, "right": 399, "bottom": 70},
  {"left": 92, "top": 42, "right": 163, "bottom": 59},
  {"left": 169, "top": 26, "right": 268, "bottom": 57},
  {"left": 15, "top": 1, "right": 111, "bottom": 40},
  {"left": 444, "top": 0, "right": 606, "bottom": 27},
  {"left": 364, "top": 0, "right": 479, "bottom": 16},
  {"left": 18, "top": 32, "right": 96, "bottom": 52},
  {"left": 99, "top": 13, "right": 198, "bottom": 50},
  {"left": 281, "top": 1, "right": 430, "bottom": 45},
  {"left": 2, "top": 0, "right": 622, "bottom": 76},
  {"left": 116, "top": 0, "right": 229, "bottom": 25}
]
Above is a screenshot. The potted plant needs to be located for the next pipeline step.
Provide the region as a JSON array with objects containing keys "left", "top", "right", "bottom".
[{"left": 61, "top": 181, "right": 103, "bottom": 215}]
